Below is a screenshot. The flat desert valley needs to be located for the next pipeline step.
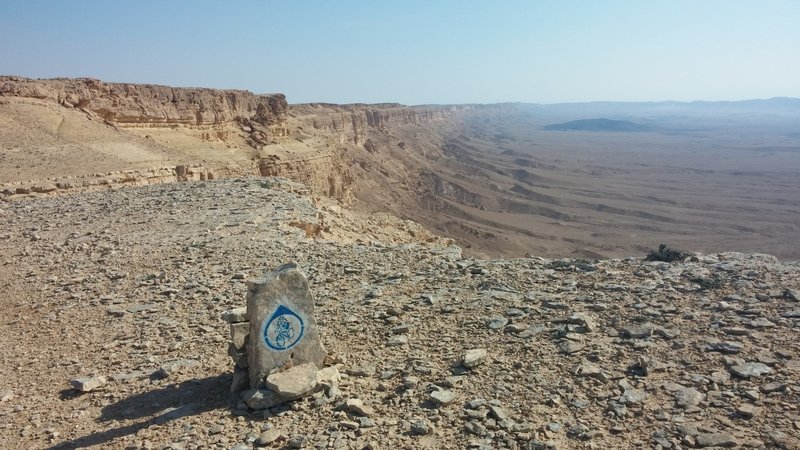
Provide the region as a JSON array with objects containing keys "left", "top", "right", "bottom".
[{"left": 395, "top": 104, "right": 800, "bottom": 259}]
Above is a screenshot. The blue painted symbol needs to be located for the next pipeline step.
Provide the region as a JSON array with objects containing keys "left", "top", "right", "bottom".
[{"left": 262, "top": 304, "right": 304, "bottom": 351}]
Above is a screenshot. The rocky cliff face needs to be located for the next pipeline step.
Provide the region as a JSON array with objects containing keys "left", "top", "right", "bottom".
[
  {"left": 0, "top": 77, "right": 470, "bottom": 202},
  {"left": 0, "top": 76, "right": 472, "bottom": 154},
  {"left": 0, "top": 76, "right": 288, "bottom": 140},
  {"left": 291, "top": 102, "right": 467, "bottom": 145},
  {"left": 258, "top": 151, "right": 351, "bottom": 200}
]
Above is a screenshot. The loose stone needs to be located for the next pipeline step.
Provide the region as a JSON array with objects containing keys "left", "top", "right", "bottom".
[
  {"left": 619, "top": 389, "right": 647, "bottom": 405},
  {"left": 411, "top": 420, "right": 432, "bottom": 435},
  {"left": 463, "top": 349, "right": 488, "bottom": 369},
  {"left": 674, "top": 387, "right": 704, "bottom": 409},
  {"left": 70, "top": 375, "right": 106, "bottom": 392},
  {"left": 695, "top": 432, "right": 737, "bottom": 448},
  {"left": 255, "top": 429, "right": 282, "bottom": 446},
  {"left": 705, "top": 341, "right": 743, "bottom": 354},
  {"left": 429, "top": 389, "right": 457, "bottom": 406},
  {"left": 736, "top": 404, "right": 758, "bottom": 419},
  {"left": 287, "top": 435, "right": 308, "bottom": 448},
  {"left": 346, "top": 398, "right": 375, "bottom": 417},
  {"left": 559, "top": 341, "right": 585, "bottom": 354},
  {"left": 619, "top": 323, "right": 654, "bottom": 339},
  {"left": 222, "top": 307, "right": 248, "bottom": 323}
]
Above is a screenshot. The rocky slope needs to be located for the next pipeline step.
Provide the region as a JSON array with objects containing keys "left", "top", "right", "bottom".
[{"left": 1, "top": 177, "right": 799, "bottom": 450}]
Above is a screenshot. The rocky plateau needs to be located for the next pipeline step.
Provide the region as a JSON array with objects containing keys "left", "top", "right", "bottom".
[{"left": 0, "top": 177, "right": 799, "bottom": 450}]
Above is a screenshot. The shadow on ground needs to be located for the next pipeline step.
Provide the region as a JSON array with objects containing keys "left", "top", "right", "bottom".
[{"left": 48, "top": 373, "right": 231, "bottom": 450}]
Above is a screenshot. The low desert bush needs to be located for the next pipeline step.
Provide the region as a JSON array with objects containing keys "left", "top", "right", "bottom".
[{"left": 645, "top": 244, "right": 688, "bottom": 263}]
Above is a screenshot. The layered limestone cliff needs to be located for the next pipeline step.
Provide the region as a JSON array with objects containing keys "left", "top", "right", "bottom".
[
  {"left": 0, "top": 165, "right": 218, "bottom": 196},
  {"left": 0, "top": 76, "right": 288, "bottom": 141},
  {"left": 0, "top": 77, "right": 470, "bottom": 202},
  {"left": 0, "top": 77, "right": 483, "bottom": 239},
  {"left": 290, "top": 102, "right": 466, "bottom": 145}
]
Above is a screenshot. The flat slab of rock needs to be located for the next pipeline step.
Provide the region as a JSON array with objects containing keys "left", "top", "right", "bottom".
[
  {"left": 736, "top": 404, "right": 758, "bottom": 419},
  {"left": 574, "top": 362, "right": 600, "bottom": 374},
  {"left": 255, "top": 429, "right": 283, "bottom": 445},
  {"left": 265, "top": 363, "right": 319, "bottom": 399},
  {"left": 559, "top": 341, "right": 585, "bottom": 354},
  {"left": 315, "top": 366, "right": 341, "bottom": 386},
  {"left": 619, "top": 323, "right": 654, "bottom": 339},
  {"left": 781, "top": 310, "right": 800, "bottom": 318},
  {"left": 729, "top": 362, "right": 771, "bottom": 378},
  {"left": 489, "top": 405, "right": 510, "bottom": 421},
  {"left": 749, "top": 317, "right": 776, "bottom": 328},
  {"left": 705, "top": 341, "right": 743, "bottom": 354},
  {"left": 518, "top": 324, "right": 546, "bottom": 338},
  {"left": 486, "top": 317, "right": 508, "bottom": 330},
  {"left": 153, "top": 358, "right": 199, "bottom": 379},
  {"left": 696, "top": 432, "right": 737, "bottom": 448},
  {"left": 247, "top": 263, "right": 326, "bottom": 388},
  {"left": 568, "top": 312, "right": 596, "bottom": 332}
]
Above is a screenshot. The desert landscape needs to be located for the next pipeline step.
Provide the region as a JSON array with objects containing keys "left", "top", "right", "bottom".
[
  {"left": 2, "top": 77, "right": 799, "bottom": 260},
  {"left": 1, "top": 76, "right": 799, "bottom": 450}
]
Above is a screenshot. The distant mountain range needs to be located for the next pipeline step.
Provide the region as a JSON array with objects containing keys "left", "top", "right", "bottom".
[{"left": 544, "top": 118, "right": 653, "bottom": 132}]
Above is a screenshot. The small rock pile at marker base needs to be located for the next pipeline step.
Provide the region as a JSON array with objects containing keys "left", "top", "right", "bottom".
[{"left": 0, "top": 177, "right": 799, "bottom": 449}]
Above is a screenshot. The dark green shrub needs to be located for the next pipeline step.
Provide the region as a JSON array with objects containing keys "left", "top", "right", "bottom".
[{"left": 645, "top": 244, "right": 688, "bottom": 262}]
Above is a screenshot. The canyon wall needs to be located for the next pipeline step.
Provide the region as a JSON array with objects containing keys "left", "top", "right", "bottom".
[
  {"left": 291, "top": 102, "right": 466, "bottom": 145},
  {"left": 0, "top": 76, "right": 289, "bottom": 142},
  {"left": 0, "top": 76, "right": 476, "bottom": 205},
  {"left": 249, "top": 103, "right": 472, "bottom": 203}
]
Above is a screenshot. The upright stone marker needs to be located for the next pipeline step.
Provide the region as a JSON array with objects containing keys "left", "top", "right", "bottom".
[{"left": 246, "top": 263, "right": 326, "bottom": 388}]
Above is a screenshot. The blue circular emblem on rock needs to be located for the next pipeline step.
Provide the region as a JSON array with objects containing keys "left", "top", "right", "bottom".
[{"left": 263, "top": 304, "right": 305, "bottom": 351}]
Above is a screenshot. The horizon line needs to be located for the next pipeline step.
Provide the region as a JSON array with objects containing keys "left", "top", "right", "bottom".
[{"left": 3, "top": 74, "right": 798, "bottom": 108}]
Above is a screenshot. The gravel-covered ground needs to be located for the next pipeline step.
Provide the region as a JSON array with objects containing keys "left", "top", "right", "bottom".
[{"left": 1, "top": 178, "right": 799, "bottom": 450}]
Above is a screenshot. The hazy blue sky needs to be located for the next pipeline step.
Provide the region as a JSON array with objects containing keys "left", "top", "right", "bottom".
[{"left": 1, "top": 1, "right": 798, "bottom": 104}]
